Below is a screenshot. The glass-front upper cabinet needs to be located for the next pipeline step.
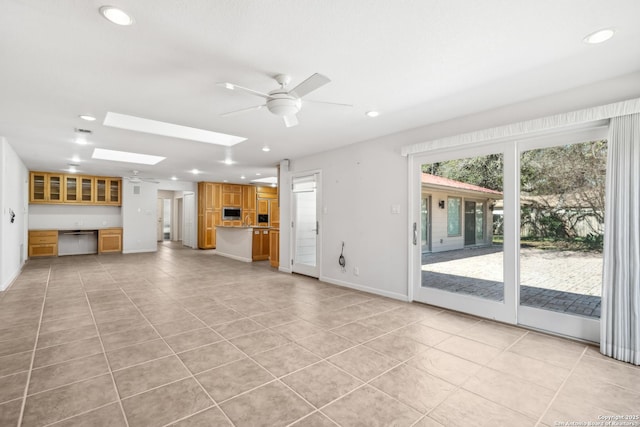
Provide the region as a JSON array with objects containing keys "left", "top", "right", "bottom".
[
  {"left": 64, "top": 176, "right": 79, "bottom": 202},
  {"left": 109, "top": 179, "right": 121, "bottom": 205},
  {"left": 81, "top": 177, "right": 93, "bottom": 203},
  {"left": 30, "top": 172, "right": 63, "bottom": 203}
]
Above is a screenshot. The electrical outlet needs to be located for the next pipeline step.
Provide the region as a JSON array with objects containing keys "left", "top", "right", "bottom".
[{"left": 354, "top": 266, "right": 359, "bottom": 276}]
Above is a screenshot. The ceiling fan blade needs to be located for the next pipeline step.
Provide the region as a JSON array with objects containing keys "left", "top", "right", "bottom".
[
  {"left": 305, "top": 99, "right": 353, "bottom": 108},
  {"left": 283, "top": 115, "right": 298, "bottom": 128},
  {"left": 288, "top": 73, "right": 331, "bottom": 98},
  {"left": 217, "top": 82, "right": 272, "bottom": 99},
  {"left": 220, "top": 105, "right": 266, "bottom": 117}
]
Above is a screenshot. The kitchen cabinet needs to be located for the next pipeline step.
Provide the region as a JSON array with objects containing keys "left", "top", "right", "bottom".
[
  {"left": 242, "top": 186, "right": 256, "bottom": 210},
  {"left": 98, "top": 228, "right": 123, "bottom": 253},
  {"left": 30, "top": 172, "right": 120, "bottom": 206},
  {"left": 198, "top": 182, "right": 221, "bottom": 249},
  {"left": 30, "top": 172, "right": 63, "bottom": 203},
  {"left": 269, "top": 229, "right": 279, "bottom": 268},
  {"left": 222, "top": 184, "right": 242, "bottom": 207},
  {"left": 252, "top": 228, "right": 270, "bottom": 261},
  {"left": 28, "top": 230, "right": 58, "bottom": 257},
  {"left": 95, "top": 177, "right": 121, "bottom": 205},
  {"left": 65, "top": 176, "right": 94, "bottom": 203}
]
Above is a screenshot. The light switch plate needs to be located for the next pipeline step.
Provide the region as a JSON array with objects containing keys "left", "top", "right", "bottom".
[{"left": 391, "top": 204, "right": 400, "bottom": 214}]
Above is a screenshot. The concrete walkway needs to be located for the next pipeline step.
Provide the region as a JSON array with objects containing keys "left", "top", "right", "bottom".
[{"left": 421, "top": 246, "right": 602, "bottom": 318}]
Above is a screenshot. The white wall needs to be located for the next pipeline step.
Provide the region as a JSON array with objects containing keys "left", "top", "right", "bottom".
[
  {"left": 28, "top": 205, "right": 122, "bottom": 230},
  {"left": 281, "top": 71, "right": 640, "bottom": 301},
  {"left": 1, "top": 139, "right": 29, "bottom": 291},
  {"left": 122, "top": 180, "right": 159, "bottom": 253},
  {"left": 281, "top": 138, "right": 410, "bottom": 301}
]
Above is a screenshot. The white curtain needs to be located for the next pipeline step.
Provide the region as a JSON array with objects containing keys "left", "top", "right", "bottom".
[{"left": 601, "top": 113, "right": 640, "bottom": 365}]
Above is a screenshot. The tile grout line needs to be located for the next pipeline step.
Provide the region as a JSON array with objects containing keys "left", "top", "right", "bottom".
[
  {"left": 79, "top": 272, "right": 131, "bottom": 427},
  {"left": 534, "top": 345, "right": 589, "bottom": 427},
  {"left": 117, "top": 287, "right": 237, "bottom": 427},
  {"left": 15, "top": 265, "right": 52, "bottom": 427}
]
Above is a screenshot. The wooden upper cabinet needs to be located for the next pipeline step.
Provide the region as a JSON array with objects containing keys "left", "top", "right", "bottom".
[
  {"left": 31, "top": 172, "right": 120, "bottom": 206},
  {"left": 242, "top": 186, "right": 257, "bottom": 211},
  {"left": 222, "top": 184, "right": 242, "bottom": 207},
  {"left": 30, "top": 172, "right": 63, "bottom": 203}
]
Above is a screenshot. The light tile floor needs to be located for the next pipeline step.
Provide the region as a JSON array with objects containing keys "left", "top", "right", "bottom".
[{"left": 0, "top": 243, "right": 638, "bottom": 426}]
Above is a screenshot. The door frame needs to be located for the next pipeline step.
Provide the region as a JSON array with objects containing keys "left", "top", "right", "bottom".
[
  {"left": 290, "top": 170, "right": 322, "bottom": 278},
  {"left": 408, "top": 125, "right": 608, "bottom": 341},
  {"left": 409, "top": 142, "right": 517, "bottom": 324}
]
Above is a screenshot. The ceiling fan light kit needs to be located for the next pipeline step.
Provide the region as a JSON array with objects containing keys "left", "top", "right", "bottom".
[{"left": 220, "top": 73, "right": 351, "bottom": 127}]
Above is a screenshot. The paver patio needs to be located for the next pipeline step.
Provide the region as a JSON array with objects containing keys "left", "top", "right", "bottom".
[{"left": 421, "top": 246, "right": 602, "bottom": 318}]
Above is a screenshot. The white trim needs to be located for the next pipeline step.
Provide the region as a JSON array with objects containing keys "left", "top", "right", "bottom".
[
  {"left": 320, "top": 276, "right": 410, "bottom": 302},
  {"left": 1, "top": 264, "right": 24, "bottom": 292},
  {"left": 278, "top": 266, "right": 292, "bottom": 273},
  {"left": 122, "top": 248, "right": 158, "bottom": 254},
  {"left": 519, "top": 306, "right": 600, "bottom": 343},
  {"left": 401, "top": 97, "right": 640, "bottom": 156}
]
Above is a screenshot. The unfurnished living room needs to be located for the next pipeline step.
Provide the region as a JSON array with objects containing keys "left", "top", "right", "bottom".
[{"left": 1, "top": 1, "right": 639, "bottom": 426}]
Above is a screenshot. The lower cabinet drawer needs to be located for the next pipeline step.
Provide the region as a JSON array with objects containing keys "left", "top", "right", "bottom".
[{"left": 29, "top": 244, "right": 58, "bottom": 257}]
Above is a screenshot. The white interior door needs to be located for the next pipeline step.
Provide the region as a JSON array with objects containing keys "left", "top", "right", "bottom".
[
  {"left": 156, "top": 198, "right": 164, "bottom": 242},
  {"left": 183, "top": 193, "right": 195, "bottom": 248},
  {"left": 292, "top": 173, "right": 320, "bottom": 278}
]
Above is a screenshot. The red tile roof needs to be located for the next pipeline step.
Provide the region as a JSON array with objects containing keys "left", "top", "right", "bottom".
[{"left": 422, "top": 173, "right": 502, "bottom": 196}]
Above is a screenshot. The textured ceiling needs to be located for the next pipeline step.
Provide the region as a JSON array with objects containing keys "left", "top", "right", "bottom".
[{"left": 1, "top": 0, "right": 640, "bottom": 183}]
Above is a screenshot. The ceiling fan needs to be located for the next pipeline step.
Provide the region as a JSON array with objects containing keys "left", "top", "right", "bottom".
[
  {"left": 123, "top": 170, "right": 159, "bottom": 184},
  {"left": 218, "top": 73, "right": 352, "bottom": 127}
]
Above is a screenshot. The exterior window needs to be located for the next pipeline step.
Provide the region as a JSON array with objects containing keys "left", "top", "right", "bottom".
[{"left": 447, "top": 197, "right": 461, "bottom": 236}]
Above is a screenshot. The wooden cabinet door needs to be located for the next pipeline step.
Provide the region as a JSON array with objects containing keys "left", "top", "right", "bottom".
[
  {"left": 95, "top": 178, "right": 107, "bottom": 203},
  {"left": 108, "top": 179, "right": 121, "bottom": 205},
  {"left": 80, "top": 177, "right": 94, "bottom": 203},
  {"left": 64, "top": 176, "right": 80, "bottom": 202},
  {"left": 269, "top": 230, "right": 279, "bottom": 267},
  {"left": 30, "top": 172, "right": 46, "bottom": 202},
  {"left": 98, "top": 228, "right": 123, "bottom": 253},
  {"left": 48, "top": 174, "right": 63, "bottom": 202},
  {"left": 270, "top": 199, "right": 280, "bottom": 228},
  {"left": 242, "top": 186, "right": 256, "bottom": 210},
  {"left": 257, "top": 199, "right": 269, "bottom": 215}
]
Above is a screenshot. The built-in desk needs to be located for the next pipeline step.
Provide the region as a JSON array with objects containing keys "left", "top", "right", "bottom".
[{"left": 28, "top": 227, "right": 122, "bottom": 257}]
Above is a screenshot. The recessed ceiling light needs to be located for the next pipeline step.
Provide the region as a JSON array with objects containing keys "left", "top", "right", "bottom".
[
  {"left": 92, "top": 148, "right": 165, "bottom": 165},
  {"left": 99, "top": 6, "right": 134, "bottom": 26},
  {"left": 583, "top": 28, "right": 615, "bottom": 44},
  {"left": 223, "top": 180, "right": 228, "bottom": 183},
  {"left": 365, "top": 111, "right": 380, "bottom": 118},
  {"left": 262, "top": 146, "right": 271, "bottom": 152},
  {"left": 256, "top": 173, "right": 261, "bottom": 176},
  {"left": 240, "top": 175, "right": 246, "bottom": 180},
  {"left": 171, "top": 176, "right": 178, "bottom": 181},
  {"left": 71, "top": 155, "right": 81, "bottom": 163},
  {"left": 191, "top": 169, "right": 200, "bottom": 175},
  {"left": 103, "top": 112, "right": 246, "bottom": 146},
  {"left": 75, "top": 136, "right": 89, "bottom": 145},
  {"left": 79, "top": 114, "right": 96, "bottom": 121},
  {"left": 223, "top": 159, "right": 234, "bottom": 165}
]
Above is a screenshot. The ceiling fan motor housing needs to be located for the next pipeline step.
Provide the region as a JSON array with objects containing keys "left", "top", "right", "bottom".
[{"left": 267, "top": 93, "right": 301, "bottom": 117}]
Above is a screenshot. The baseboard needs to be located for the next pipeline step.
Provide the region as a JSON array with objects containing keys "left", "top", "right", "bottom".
[
  {"left": 122, "top": 248, "right": 158, "bottom": 254},
  {"left": 0, "top": 261, "right": 25, "bottom": 292},
  {"left": 279, "top": 266, "right": 292, "bottom": 273},
  {"left": 319, "top": 276, "right": 410, "bottom": 302}
]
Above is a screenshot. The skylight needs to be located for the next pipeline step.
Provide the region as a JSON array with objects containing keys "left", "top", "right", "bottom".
[
  {"left": 103, "top": 112, "right": 246, "bottom": 146},
  {"left": 251, "top": 176, "right": 278, "bottom": 184},
  {"left": 92, "top": 148, "right": 165, "bottom": 165}
]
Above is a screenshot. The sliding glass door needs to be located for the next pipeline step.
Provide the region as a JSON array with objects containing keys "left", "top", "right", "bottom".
[
  {"left": 411, "top": 126, "right": 608, "bottom": 342},
  {"left": 412, "top": 143, "right": 516, "bottom": 323}
]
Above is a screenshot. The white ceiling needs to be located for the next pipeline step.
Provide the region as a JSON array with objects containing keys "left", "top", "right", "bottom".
[{"left": 1, "top": 0, "right": 640, "bottom": 184}]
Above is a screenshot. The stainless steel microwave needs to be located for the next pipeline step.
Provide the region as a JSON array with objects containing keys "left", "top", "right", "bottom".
[{"left": 222, "top": 207, "right": 242, "bottom": 220}]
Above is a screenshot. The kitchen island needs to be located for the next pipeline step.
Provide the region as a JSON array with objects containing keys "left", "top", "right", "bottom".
[{"left": 215, "top": 226, "right": 270, "bottom": 262}]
